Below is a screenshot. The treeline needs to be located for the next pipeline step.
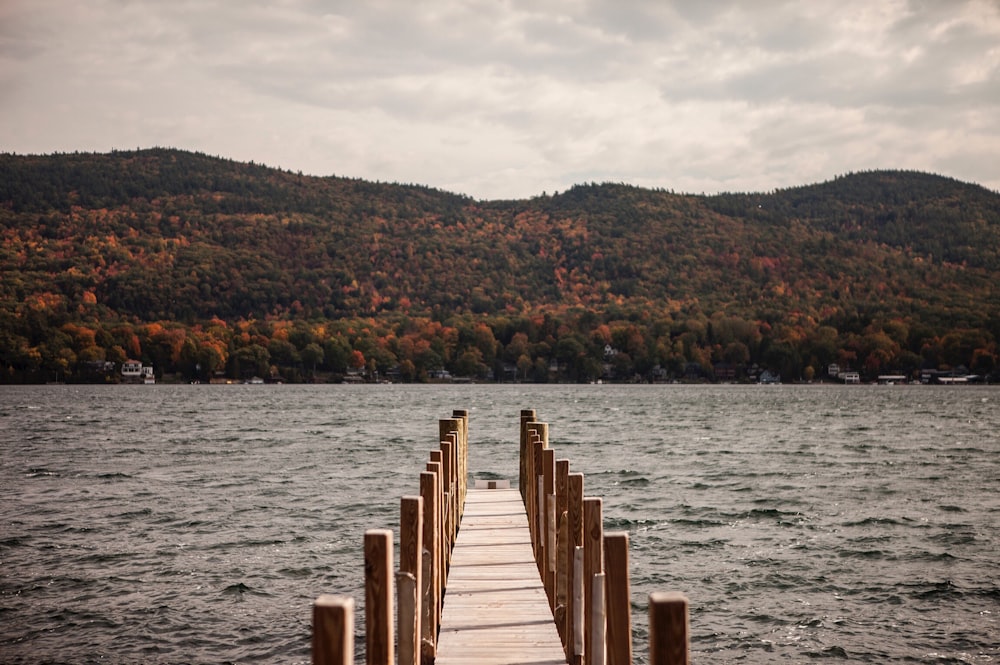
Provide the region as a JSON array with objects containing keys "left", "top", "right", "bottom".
[
  {"left": 3, "top": 304, "right": 996, "bottom": 384},
  {"left": 1, "top": 149, "right": 998, "bottom": 383}
]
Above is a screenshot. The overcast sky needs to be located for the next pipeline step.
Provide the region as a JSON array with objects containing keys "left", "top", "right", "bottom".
[{"left": 2, "top": 1, "right": 999, "bottom": 200}]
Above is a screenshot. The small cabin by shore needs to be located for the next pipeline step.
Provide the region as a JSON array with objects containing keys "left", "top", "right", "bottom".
[{"left": 122, "top": 360, "right": 155, "bottom": 384}]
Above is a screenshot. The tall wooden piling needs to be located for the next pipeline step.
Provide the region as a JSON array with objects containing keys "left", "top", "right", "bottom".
[
  {"left": 583, "top": 497, "right": 604, "bottom": 665},
  {"left": 649, "top": 592, "right": 690, "bottom": 665},
  {"left": 604, "top": 533, "right": 632, "bottom": 665},
  {"left": 419, "top": 471, "right": 439, "bottom": 663},
  {"left": 398, "top": 496, "right": 423, "bottom": 665},
  {"left": 364, "top": 529, "right": 394, "bottom": 665},
  {"left": 312, "top": 595, "right": 353, "bottom": 665}
]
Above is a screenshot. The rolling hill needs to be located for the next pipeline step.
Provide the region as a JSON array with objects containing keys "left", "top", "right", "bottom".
[{"left": 1, "top": 148, "right": 997, "bottom": 383}]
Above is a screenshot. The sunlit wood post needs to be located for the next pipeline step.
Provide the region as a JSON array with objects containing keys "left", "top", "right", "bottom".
[
  {"left": 426, "top": 458, "right": 445, "bottom": 605},
  {"left": 533, "top": 436, "right": 546, "bottom": 572},
  {"left": 452, "top": 409, "right": 468, "bottom": 511},
  {"left": 440, "top": 418, "right": 462, "bottom": 518},
  {"left": 603, "top": 533, "right": 632, "bottom": 665},
  {"left": 398, "top": 496, "right": 423, "bottom": 665},
  {"left": 567, "top": 472, "right": 585, "bottom": 664},
  {"left": 649, "top": 592, "right": 690, "bottom": 665},
  {"left": 419, "top": 471, "right": 439, "bottom": 663},
  {"left": 312, "top": 595, "right": 353, "bottom": 665},
  {"left": 555, "top": 458, "right": 570, "bottom": 643},
  {"left": 440, "top": 439, "right": 455, "bottom": 562},
  {"left": 583, "top": 497, "right": 604, "bottom": 665},
  {"left": 519, "top": 409, "right": 536, "bottom": 502},
  {"left": 543, "top": 447, "right": 557, "bottom": 609},
  {"left": 364, "top": 529, "right": 394, "bottom": 665}
]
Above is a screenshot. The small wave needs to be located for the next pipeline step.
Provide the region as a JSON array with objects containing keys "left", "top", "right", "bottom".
[
  {"left": 618, "top": 476, "right": 650, "bottom": 487},
  {"left": 24, "top": 467, "right": 60, "bottom": 478},
  {"left": 805, "top": 645, "right": 850, "bottom": 658},
  {"left": 842, "top": 516, "right": 912, "bottom": 527},
  {"left": 221, "top": 582, "right": 271, "bottom": 599},
  {"left": 97, "top": 472, "right": 132, "bottom": 480},
  {"left": 838, "top": 548, "right": 887, "bottom": 560}
]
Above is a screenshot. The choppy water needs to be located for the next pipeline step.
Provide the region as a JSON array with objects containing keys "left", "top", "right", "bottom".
[{"left": 1, "top": 384, "right": 997, "bottom": 664}]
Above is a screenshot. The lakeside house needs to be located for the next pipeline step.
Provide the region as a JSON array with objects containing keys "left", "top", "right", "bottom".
[{"left": 121, "top": 360, "right": 155, "bottom": 384}]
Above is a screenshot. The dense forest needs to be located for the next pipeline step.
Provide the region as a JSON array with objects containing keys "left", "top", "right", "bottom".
[{"left": 1, "top": 148, "right": 998, "bottom": 384}]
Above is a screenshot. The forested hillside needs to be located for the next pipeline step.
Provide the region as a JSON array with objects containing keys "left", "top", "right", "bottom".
[{"left": 2, "top": 148, "right": 998, "bottom": 383}]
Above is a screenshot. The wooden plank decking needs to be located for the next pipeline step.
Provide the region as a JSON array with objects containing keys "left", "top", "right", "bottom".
[{"left": 434, "top": 487, "right": 567, "bottom": 665}]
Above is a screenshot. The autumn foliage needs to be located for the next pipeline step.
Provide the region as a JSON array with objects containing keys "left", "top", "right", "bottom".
[{"left": 1, "top": 149, "right": 998, "bottom": 383}]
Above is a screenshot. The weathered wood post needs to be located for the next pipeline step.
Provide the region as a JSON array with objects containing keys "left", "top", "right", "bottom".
[
  {"left": 542, "top": 448, "right": 556, "bottom": 609},
  {"left": 555, "top": 458, "right": 570, "bottom": 642},
  {"left": 419, "top": 471, "right": 439, "bottom": 664},
  {"left": 532, "top": 434, "right": 547, "bottom": 572},
  {"left": 398, "top": 496, "right": 423, "bottom": 665},
  {"left": 567, "top": 472, "right": 585, "bottom": 665},
  {"left": 583, "top": 498, "right": 604, "bottom": 665},
  {"left": 519, "top": 409, "right": 536, "bottom": 502},
  {"left": 649, "top": 592, "right": 690, "bottom": 665},
  {"left": 427, "top": 455, "right": 445, "bottom": 593},
  {"left": 603, "top": 533, "right": 632, "bottom": 665},
  {"left": 452, "top": 409, "right": 468, "bottom": 512},
  {"left": 312, "top": 595, "right": 354, "bottom": 665},
  {"left": 364, "top": 529, "right": 394, "bottom": 665},
  {"left": 439, "top": 438, "right": 455, "bottom": 562}
]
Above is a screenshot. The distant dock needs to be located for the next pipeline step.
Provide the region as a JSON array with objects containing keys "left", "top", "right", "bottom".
[{"left": 312, "top": 409, "right": 690, "bottom": 665}]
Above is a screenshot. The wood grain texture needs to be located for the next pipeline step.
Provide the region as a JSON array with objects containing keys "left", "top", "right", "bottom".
[{"left": 435, "top": 488, "right": 566, "bottom": 665}]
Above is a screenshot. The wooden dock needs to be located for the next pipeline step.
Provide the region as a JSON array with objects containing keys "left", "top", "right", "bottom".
[
  {"left": 435, "top": 487, "right": 566, "bottom": 665},
  {"left": 312, "top": 409, "right": 691, "bottom": 665}
]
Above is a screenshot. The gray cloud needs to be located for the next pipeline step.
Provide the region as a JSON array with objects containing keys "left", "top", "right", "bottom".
[{"left": 1, "top": 0, "right": 998, "bottom": 198}]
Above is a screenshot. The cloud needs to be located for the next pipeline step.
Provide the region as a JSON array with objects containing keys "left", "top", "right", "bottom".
[{"left": 1, "top": 0, "right": 999, "bottom": 198}]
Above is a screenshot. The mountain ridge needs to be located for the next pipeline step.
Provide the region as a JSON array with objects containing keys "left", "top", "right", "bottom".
[{"left": 1, "top": 148, "right": 997, "bottom": 383}]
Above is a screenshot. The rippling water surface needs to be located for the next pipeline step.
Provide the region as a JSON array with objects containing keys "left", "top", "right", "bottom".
[{"left": 2, "top": 384, "right": 997, "bottom": 663}]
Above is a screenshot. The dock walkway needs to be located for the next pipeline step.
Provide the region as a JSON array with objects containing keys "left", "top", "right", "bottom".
[
  {"left": 311, "top": 409, "right": 691, "bottom": 665},
  {"left": 435, "top": 487, "right": 566, "bottom": 665}
]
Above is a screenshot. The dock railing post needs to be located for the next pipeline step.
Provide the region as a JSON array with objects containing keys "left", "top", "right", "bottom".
[
  {"left": 567, "top": 472, "right": 585, "bottom": 664},
  {"left": 364, "top": 529, "right": 394, "bottom": 665},
  {"left": 451, "top": 409, "right": 468, "bottom": 513},
  {"left": 519, "top": 409, "right": 536, "bottom": 502},
  {"left": 398, "top": 496, "right": 423, "bottom": 665},
  {"left": 603, "top": 533, "right": 632, "bottom": 665},
  {"left": 648, "top": 592, "right": 690, "bottom": 665},
  {"left": 584, "top": 497, "right": 605, "bottom": 665},
  {"left": 419, "top": 471, "right": 439, "bottom": 664},
  {"left": 555, "top": 458, "right": 570, "bottom": 641},
  {"left": 543, "top": 447, "right": 556, "bottom": 609},
  {"left": 312, "top": 595, "right": 354, "bottom": 665}
]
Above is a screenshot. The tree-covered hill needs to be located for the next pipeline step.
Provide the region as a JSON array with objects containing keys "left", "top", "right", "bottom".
[{"left": 1, "top": 149, "right": 997, "bottom": 383}]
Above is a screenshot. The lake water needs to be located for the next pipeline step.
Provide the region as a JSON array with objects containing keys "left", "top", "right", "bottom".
[{"left": 1, "top": 384, "right": 997, "bottom": 663}]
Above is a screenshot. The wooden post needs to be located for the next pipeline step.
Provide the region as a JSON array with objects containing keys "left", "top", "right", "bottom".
[
  {"left": 313, "top": 595, "right": 353, "bottom": 665},
  {"left": 583, "top": 498, "right": 604, "bottom": 665},
  {"left": 519, "top": 409, "right": 536, "bottom": 502},
  {"left": 603, "top": 533, "right": 632, "bottom": 665},
  {"left": 364, "top": 529, "right": 394, "bottom": 665},
  {"left": 543, "top": 447, "right": 556, "bottom": 609},
  {"left": 555, "top": 458, "right": 570, "bottom": 644},
  {"left": 419, "top": 471, "right": 439, "bottom": 663},
  {"left": 591, "top": 572, "right": 606, "bottom": 665},
  {"left": 427, "top": 458, "right": 445, "bottom": 605},
  {"left": 399, "top": 496, "right": 423, "bottom": 665},
  {"left": 396, "top": 572, "right": 417, "bottom": 665},
  {"left": 452, "top": 409, "right": 468, "bottom": 510},
  {"left": 567, "top": 473, "right": 585, "bottom": 664},
  {"left": 440, "top": 440, "right": 455, "bottom": 560},
  {"left": 533, "top": 438, "right": 545, "bottom": 572},
  {"left": 649, "top": 593, "right": 690, "bottom": 665}
]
